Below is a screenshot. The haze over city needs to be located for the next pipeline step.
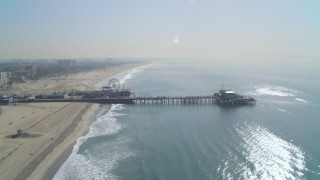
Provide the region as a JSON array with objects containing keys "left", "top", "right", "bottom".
[{"left": 1, "top": 0, "right": 319, "bottom": 59}]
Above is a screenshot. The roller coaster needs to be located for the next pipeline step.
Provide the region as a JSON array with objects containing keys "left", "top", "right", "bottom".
[{"left": 34, "top": 78, "right": 133, "bottom": 100}]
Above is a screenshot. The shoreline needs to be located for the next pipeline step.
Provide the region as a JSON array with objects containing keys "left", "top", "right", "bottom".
[
  {"left": 20, "top": 103, "right": 95, "bottom": 180},
  {"left": 26, "top": 103, "right": 100, "bottom": 180},
  {"left": 0, "top": 63, "right": 145, "bottom": 180},
  {"left": 43, "top": 139, "right": 74, "bottom": 180},
  {"left": 29, "top": 64, "right": 144, "bottom": 180},
  {"left": 42, "top": 104, "right": 106, "bottom": 180}
]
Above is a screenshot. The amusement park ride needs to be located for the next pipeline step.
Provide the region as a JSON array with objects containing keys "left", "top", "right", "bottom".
[
  {"left": 100, "top": 78, "right": 133, "bottom": 98},
  {"left": 62, "top": 78, "right": 134, "bottom": 99},
  {"left": 47, "top": 78, "right": 134, "bottom": 99}
]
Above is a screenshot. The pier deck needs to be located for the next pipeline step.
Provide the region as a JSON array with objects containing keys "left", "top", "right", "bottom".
[
  {"left": 17, "top": 98, "right": 135, "bottom": 104},
  {"left": 7, "top": 80, "right": 256, "bottom": 106},
  {"left": 15, "top": 95, "right": 255, "bottom": 106},
  {"left": 134, "top": 96, "right": 215, "bottom": 104}
]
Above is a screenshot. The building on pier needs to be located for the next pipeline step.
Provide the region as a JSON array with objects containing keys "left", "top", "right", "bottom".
[{"left": 214, "top": 89, "right": 256, "bottom": 106}]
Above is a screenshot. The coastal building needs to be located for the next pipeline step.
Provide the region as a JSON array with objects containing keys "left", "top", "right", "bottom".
[
  {"left": 58, "top": 59, "right": 76, "bottom": 68},
  {"left": 0, "top": 71, "right": 9, "bottom": 89},
  {"left": 12, "top": 64, "right": 37, "bottom": 80}
]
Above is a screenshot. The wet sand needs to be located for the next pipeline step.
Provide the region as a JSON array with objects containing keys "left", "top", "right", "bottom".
[{"left": 0, "top": 63, "right": 141, "bottom": 180}]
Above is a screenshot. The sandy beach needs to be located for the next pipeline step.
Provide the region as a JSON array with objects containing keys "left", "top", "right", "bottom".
[{"left": 0, "top": 63, "right": 141, "bottom": 180}]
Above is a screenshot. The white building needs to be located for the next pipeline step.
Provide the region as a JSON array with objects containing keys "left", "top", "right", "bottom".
[{"left": 0, "top": 71, "right": 9, "bottom": 89}]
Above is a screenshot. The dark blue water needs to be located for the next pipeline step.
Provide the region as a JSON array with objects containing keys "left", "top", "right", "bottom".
[{"left": 54, "top": 59, "right": 320, "bottom": 179}]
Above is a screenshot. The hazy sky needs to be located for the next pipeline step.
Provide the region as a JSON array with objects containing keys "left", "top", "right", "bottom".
[{"left": 0, "top": 0, "right": 319, "bottom": 59}]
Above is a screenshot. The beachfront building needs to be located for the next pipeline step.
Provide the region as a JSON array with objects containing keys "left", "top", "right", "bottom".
[
  {"left": 58, "top": 59, "right": 76, "bottom": 68},
  {"left": 0, "top": 71, "right": 9, "bottom": 90},
  {"left": 13, "top": 64, "right": 37, "bottom": 80}
]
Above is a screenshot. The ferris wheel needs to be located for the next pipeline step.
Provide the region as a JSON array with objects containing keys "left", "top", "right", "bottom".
[{"left": 108, "top": 78, "right": 121, "bottom": 89}]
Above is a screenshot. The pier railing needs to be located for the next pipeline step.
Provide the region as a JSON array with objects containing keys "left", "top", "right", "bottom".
[{"left": 133, "top": 96, "right": 216, "bottom": 104}]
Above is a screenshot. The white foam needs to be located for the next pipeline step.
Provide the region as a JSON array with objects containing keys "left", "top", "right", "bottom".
[
  {"left": 118, "top": 64, "right": 153, "bottom": 84},
  {"left": 248, "top": 85, "right": 299, "bottom": 97},
  {"left": 271, "top": 107, "right": 288, "bottom": 113},
  {"left": 53, "top": 138, "right": 133, "bottom": 180},
  {"left": 295, "top": 98, "right": 308, "bottom": 103},
  {"left": 54, "top": 64, "right": 151, "bottom": 179},
  {"left": 235, "top": 122, "right": 306, "bottom": 179},
  {"left": 53, "top": 104, "right": 132, "bottom": 180},
  {"left": 96, "top": 64, "right": 152, "bottom": 89}
]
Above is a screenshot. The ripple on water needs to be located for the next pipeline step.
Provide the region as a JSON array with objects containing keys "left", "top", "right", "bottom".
[
  {"left": 237, "top": 122, "right": 305, "bottom": 179},
  {"left": 218, "top": 121, "right": 306, "bottom": 179}
]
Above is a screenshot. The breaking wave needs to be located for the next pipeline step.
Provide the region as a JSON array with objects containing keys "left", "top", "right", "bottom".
[
  {"left": 247, "top": 85, "right": 310, "bottom": 105},
  {"left": 295, "top": 98, "right": 308, "bottom": 103},
  {"left": 248, "top": 85, "right": 299, "bottom": 97},
  {"left": 95, "top": 64, "right": 153, "bottom": 89},
  {"left": 53, "top": 104, "right": 131, "bottom": 180},
  {"left": 54, "top": 65, "right": 151, "bottom": 179},
  {"left": 271, "top": 106, "right": 288, "bottom": 113},
  {"left": 118, "top": 64, "right": 153, "bottom": 84}
]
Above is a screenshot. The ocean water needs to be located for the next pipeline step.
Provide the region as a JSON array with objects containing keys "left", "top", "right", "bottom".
[{"left": 54, "top": 59, "right": 320, "bottom": 179}]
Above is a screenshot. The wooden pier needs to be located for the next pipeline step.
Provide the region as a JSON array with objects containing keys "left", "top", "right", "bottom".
[
  {"left": 15, "top": 95, "right": 256, "bottom": 106},
  {"left": 16, "top": 96, "right": 216, "bottom": 105},
  {"left": 7, "top": 80, "right": 256, "bottom": 106},
  {"left": 133, "top": 95, "right": 256, "bottom": 106},
  {"left": 17, "top": 98, "right": 135, "bottom": 104},
  {"left": 133, "top": 96, "right": 215, "bottom": 105}
]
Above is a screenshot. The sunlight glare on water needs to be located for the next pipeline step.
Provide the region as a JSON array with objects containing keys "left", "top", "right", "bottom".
[{"left": 236, "top": 121, "right": 305, "bottom": 179}]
